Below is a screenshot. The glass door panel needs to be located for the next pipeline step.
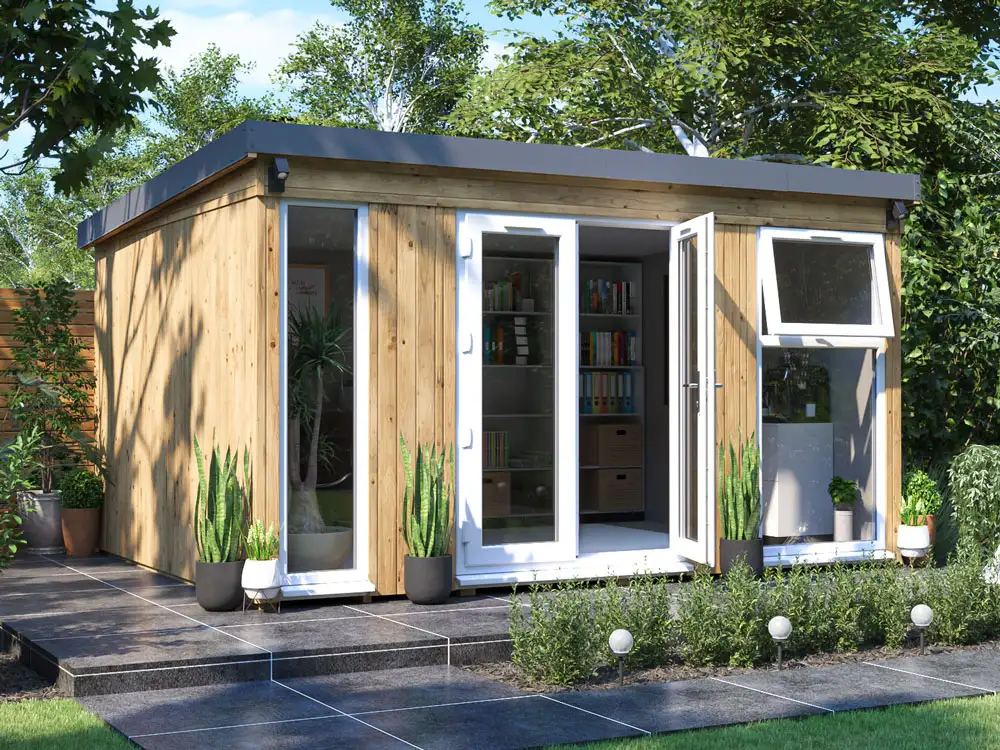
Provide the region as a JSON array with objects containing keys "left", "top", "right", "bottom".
[
  {"left": 669, "top": 213, "right": 716, "bottom": 565},
  {"left": 457, "top": 213, "right": 578, "bottom": 568}
]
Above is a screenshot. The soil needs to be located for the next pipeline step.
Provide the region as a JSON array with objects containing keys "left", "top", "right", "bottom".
[
  {"left": 465, "top": 638, "right": 1000, "bottom": 694},
  {"left": 0, "top": 653, "right": 59, "bottom": 703}
]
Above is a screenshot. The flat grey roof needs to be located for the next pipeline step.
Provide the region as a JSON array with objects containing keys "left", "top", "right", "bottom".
[{"left": 78, "top": 120, "right": 921, "bottom": 248}]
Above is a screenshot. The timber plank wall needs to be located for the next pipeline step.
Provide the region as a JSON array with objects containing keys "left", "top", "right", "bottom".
[{"left": 0, "top": 290, "right": 95, "bottom": 443}]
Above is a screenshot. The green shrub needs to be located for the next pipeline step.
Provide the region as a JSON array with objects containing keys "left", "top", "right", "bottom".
[
  {"left": 904, "top": 469, "right": 943, "bottom": 518},
  {"left": 593, "top": 574, "right": 679, "bottom": 670},
  {"left": 949, "top": 445, "right": 1000, "bottom": 551},
  {"left": 922, "top": 540, "right": 1000, "bottom": 645},
  {"left": 677, "top": 566, "right": 729, "bottom": 666},
  {"left": 856, "top": 559, "right": 911, "bottom": 649},
  {"left": 762, "top": 564, "right": 816, "bottom": 657},
  {"left": 828, "top": 476, "right": 859, "bottom": 508},
  {"left": 0, "top": 428, "right": 42, "bottom": 571},
  {"left": 509, "top": 581, "right": 600, "bottom": 685},
  {"left": 59, "top": 469, "right": 103, "bottom": 509}
]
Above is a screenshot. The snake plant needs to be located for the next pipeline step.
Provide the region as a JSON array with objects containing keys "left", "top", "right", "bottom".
[
  {"left": 719, "top": 430, "right": 762, "bottom": 541},
  {"left": 194, "top": 437, "right": 250, "bottom": 563},
  {"left": 400, "top": 434, "right": 454, "bottom": 558}
]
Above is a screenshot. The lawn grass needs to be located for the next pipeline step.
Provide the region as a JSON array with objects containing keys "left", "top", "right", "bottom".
[
  {"left": 559, "top": 693, "right": 1000, "bottom": 750},
  {"left": 0, "top": 699, "right": 132, "bottom": 750}
]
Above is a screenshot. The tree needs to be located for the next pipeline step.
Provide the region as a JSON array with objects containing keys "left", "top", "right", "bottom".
[
  {"left": 0, "top": 0, "right": 175, "bottom": 193},
  {"left": 0, "top": 46, "right": 281, "bottom": 288},
  {"left": 453, "top": 0, "right": 996, "bottom": 171},
  {"left": 276, "top": 0, "right": 486, "bottom": 133}
]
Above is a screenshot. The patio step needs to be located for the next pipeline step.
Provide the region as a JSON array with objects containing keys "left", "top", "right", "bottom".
[{"left": 0, "top": 554, "right": 515, "bottom": 696}]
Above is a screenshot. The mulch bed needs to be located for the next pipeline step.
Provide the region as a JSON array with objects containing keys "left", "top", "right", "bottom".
[
  {"left": 466, "top": 638, "right": 1000, "bottom": 694},
  {"left": 0, "top": 653, "right": 59, "bottom": 703}
]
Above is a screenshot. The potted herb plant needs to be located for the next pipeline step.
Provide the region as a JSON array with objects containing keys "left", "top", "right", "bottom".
[
  {"left": 897, "top": 488, "right": 930, "bottom": 560},
  {"left": 194, "top": 437, "right": 249, "bottom": 611},
  {"left": 400, "top": 435, "right": 454, "bottom": 604},
  {"left": 59, "top": 469, "right": 104, "bottom": 556},
  {"left": 903, "top": 469, "right": 942, "bottom": 547},
  {"left": 6, "top": 281, "right": 98, "bottom": 553},
  {"left": 828, "top": 475, "right": 858, "bottom": 543},
  {"left": 718, "top": 431, "right": 763, "bottom": 574},
  {"left": 242, "top": 520, "right": 280, "bottom": 604},
  {"left": 286, "top": 302, "right": 353, "bottom": 573}
]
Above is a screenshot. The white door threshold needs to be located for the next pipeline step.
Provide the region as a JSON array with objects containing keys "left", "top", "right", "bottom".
[
  {"left": 764, "top": 547, "right": 894, "bottom": 567},
  {"left": 280, "top": 579, "right": 377, "bottom": 600},
  {"left": 457, "top": 553, "right": 693, "bottom": 588}
]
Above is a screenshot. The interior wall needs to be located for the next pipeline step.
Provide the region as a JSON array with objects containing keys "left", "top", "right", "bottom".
[{"left": 95, "top": 188, "right": 266, "bottom": 581}]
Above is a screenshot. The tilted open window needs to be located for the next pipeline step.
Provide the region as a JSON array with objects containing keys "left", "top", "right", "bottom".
[{"left": 759, "top": 228, "right": 894, "bottom": 338}]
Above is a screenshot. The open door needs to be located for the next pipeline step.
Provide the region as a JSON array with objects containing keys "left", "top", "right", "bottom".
[{"left": 668, "top": 213, "right": 716, "bottom": 566}]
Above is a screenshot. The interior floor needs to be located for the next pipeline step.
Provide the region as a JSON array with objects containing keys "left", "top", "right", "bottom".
[{"left": 481, "top": 521, "right": 670, "bottom": 554}]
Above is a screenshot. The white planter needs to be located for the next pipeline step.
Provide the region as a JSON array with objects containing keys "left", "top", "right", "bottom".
[
  {"left": 834, "top": 509, "right": 854, "bottom": 542},
  {"left": 897, "top": 524, "right": 930, "bottom": 558},
  {"left": 242, "top": 558, "right": 281, "bottom": 602}
]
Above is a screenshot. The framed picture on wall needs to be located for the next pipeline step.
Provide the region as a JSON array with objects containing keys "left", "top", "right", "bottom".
[{"left": 289, "top": 264, "right": 331, "bottom": 316}]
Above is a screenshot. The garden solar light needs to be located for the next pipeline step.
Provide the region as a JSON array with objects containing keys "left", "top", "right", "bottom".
[
  {"left": 609, "top": 629, "right": 634, "bottom": 686},
  {"left": 768, "top": 616, "right": 792, "bottom": 670},
  {"left": 911, "top": 604, "right": 933, "bottom": 654}
]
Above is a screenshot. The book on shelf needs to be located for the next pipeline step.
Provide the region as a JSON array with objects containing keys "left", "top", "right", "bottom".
[
  {"left": 580, "top": 331, "right": 639, "bottom": 366},
  {"left": 580, "top": 371, "right": 635, "bottom": 414},
  {"left": 483, "top": 431, "right": 509, "bottom": 469},
  {"left": 582, "top": 278, "right": 636, "bottom": 315}
]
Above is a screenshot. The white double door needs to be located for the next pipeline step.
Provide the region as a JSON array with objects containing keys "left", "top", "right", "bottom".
[{"left": 455, "top": 211, "right": 716, "bottom": 573}]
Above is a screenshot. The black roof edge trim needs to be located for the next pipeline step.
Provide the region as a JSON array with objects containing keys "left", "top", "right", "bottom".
[{"left": 78, "top": 120, "right": 921, "bottom": 249}]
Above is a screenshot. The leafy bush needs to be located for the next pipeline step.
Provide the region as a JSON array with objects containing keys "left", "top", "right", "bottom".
[
  {"left": 921, "top": 540, "right": 1000, "bottom": 645},
  {"left": 676, "top": 566, "right": 729, "bottom": 666},
  {"left": 593, "top": 574, "right": 679, "bottom": 670},
  {"left": 949, "top": 445, "right": 1000, "bottom": 551},
  {"left": 904, "top": 469, "right": 942, "bottom": 518},
  {"left": 0, "top": 428, "right": 43, "bottom": 571},
  {"left": 856, "top": 559, "right": 911, "bottom": 649},
  {"left": 678, "top": 561, "right": 764, "bottom": 667},
  {"left": 59, "top": 469, "right": 103, "bottom": 509},
  {"left": 828, "top": 476, "right": 859, "bottom": 509},
  {"left": 509, "top": 581, "right": 601, "bottom": 685}
]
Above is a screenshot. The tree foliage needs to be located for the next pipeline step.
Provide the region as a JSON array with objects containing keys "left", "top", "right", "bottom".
[
  {"left": 0, "top": 0, "right": 175, "bottom": 192},
  {"left": 453, "top": 0, "right": 995, "bottom": 171},
  {"left": 276, "top": 0, "right": 486, "bottom": 132}
]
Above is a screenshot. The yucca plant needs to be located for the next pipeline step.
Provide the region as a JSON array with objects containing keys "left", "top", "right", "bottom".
[
  {"left": 400, "top": 434, "right": 454, "bottom": 558},
  {"left": 194, "top": 437, "right": 250, "bottom": 564},
  {"left": 245, "top": 520, "right": 279, "bottom": 561},
  {"left": 719, "top": 430, "right": 761, "bottom": 541}
]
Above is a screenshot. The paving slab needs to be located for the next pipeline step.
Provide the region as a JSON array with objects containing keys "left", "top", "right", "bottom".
[
  {"left": 0, "top": 585, "right": 196, "bottom": 619},
  {"left": 80, "top": 680, "right": 332, "bottom": 737},
  {"left": 381, "top": 607, "right": 513, "bottom": 643},
  {"left": 195, "top": 600, "right": 369, "bottom": 628},
  {"left": 1, "top": 604, "right": 201, "bottom": 641},
  {"left": 0, "top": 575, "right": 111, "bottom": 598},
  {"left": 132, "top": 715, "right": 410, "bottom": 750},
  {"left": 553, "top": 676, "right": 824, "bottom": 733},
  {"left": 722, "top": 662, "right": 990, "bottom": 711},
  {"left": 867, "top": 649, "right": 1000, "bottom": 693},
  {"left": 352, "top": 594, "right": 515, "bottom": 616},
  {"left": 280, "top": 664, "right": 524, "bottom": 714},
  {"left": 361, "top": 693, "right": 644, "bottom": 749}
]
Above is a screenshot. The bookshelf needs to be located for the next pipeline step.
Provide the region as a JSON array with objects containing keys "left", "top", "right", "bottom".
[{"left": 579, "top": 260, "right": 645, "bottom": 515}]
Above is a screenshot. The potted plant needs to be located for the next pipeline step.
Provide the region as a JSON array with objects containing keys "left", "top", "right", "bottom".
[
  {"left": 400, "top": 434, "right": 454, "bottom": 604},
  {"left": 718, "top": 431, "right": 763, "bottom": 574},
  {"left": 903, "top": 469, "right": 942, "bottom": 547},
  {"left": 0, "top": 428, "right": 42, "bottom": 572},
  {"left": 242, "top": 520, "right": 281, "bottom": 604},
  {"left": 59, "top": 469, "right": 104, "bottom": 556},
  {"left": 286, "top": 302, "right": 353, "bottom": 573},
  {"left": 828, "top": 475, "right": 858, "bottom": 543},
  {"left": 5, "top": 281, "right": 98, "bottom": 552},
  {"left": 194, "top": 437, "right": 249, "bottom": 611},
  {"left": 897, "top": 491, "right": 930, "bottom": 560}
]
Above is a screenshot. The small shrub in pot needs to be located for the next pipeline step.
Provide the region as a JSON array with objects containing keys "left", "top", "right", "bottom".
[
  {"left": 828, "top": 476, "right": 858, "bottom": 542},
  {"left": 59, "top": 469, "right": 104, "bottom": 556},
  {"left": 718, "top": 431, "right": 762, "bottom": 574},
  {"left": 903, "top": 469, "right": 942, "bottom": 546},
  {"left": 242, "top": 520, "right": 280, "bottom": 604}
]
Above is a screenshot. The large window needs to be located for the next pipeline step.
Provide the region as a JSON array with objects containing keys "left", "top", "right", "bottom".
[
  {"left": 758, "top": 227, "right": 889, "bottom": 557},
  {"left": 759, "top": 228, "right": 894, "bottom": 337},
  {"left": 283, "top": 203, "right": 368, "bottom": 582}
]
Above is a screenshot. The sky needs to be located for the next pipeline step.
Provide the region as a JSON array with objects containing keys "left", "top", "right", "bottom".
[{"left": 6, "top": 0, "right": 1000, "bottom": 162}]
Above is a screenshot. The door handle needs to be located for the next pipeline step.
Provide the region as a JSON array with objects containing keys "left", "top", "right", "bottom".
[
  {"left": 461, "top": 332, "right": 473, "bottom": 354},
  {"left": 682, "top": 383, "right": 699, "bottom": 389},
  {"left": 461, "top": 428, "right": 473, "bottom": 449}
]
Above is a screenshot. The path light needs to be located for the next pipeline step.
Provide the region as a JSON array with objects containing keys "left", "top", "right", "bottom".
[
  {"left": 911, "top": 604, "right": 933, "bottom": 655},
  {"left": 768, "top": 616, "right": 792, "bottom": 670},
  {"left": 608, "top": 629, "right": 634, "bottom": 686}
]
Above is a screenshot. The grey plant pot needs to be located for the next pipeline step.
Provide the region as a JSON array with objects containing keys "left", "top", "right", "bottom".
[
  {"left": 403, "top": 554, "right": 453, "bottom": 605},
  {"left": 196, "top": 560, "right": 245, "bottom": 611},
  {"left": 719, "top": 538, "right": 764, "bottom": 575},
  {"left": 17, "top": 491, "right": 65, "bottom": 553}
]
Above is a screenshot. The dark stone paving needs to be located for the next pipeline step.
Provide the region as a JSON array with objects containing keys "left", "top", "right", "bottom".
[{"left": 867, "top": 649, "right": 1000, "bottom": 693}]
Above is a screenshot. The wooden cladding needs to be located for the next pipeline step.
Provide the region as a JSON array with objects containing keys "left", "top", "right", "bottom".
[
  {"left": 369, "top": 205, "right": 456, "bottom": 595},
  {"left": 0, "top": 291, "right": 95, "bottom": 443},
  {"left": 885, "top": 233, "right": 903, "bottom": 554}
]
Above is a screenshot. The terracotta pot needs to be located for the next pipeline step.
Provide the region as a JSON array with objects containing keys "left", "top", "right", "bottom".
[
  {"left": 923, "top": 514, "right": 936, "bottom": 547},
  {"left": 404, "top": 554, "right": 453, "bottom": 604},
  {"left": 719, "top": 539, "right": 763, "bottom": 575},
  {"left": 61, "top": 507, "right": 100, "bottom": 556}
]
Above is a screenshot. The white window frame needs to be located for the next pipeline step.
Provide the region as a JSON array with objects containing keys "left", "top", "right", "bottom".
[
  {"left": 759, "top": 227, "right": 894, "bottom": 338},
  {"left": 278, "top": 199, "right": 374, "bottom": 596}
]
